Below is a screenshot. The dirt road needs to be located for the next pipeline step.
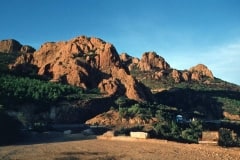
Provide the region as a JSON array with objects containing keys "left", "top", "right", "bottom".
[{"left": 0, "top": 134, "right": 240, "bottom": 160}]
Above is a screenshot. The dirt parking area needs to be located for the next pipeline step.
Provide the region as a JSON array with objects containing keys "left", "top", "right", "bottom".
[{"left": 0, "top": 134, "right": 240, "bottom": 160}]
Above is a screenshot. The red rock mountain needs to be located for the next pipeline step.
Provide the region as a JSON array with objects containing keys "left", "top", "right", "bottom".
[
  {"left": 11, "top": 36, "right": 151, "bottom": 101},
  {"left": 8, "top": 36, "right": 214, "bottom": 101},
  {"left": 0, "top": 39, "right": 35, "bottom": 53}
]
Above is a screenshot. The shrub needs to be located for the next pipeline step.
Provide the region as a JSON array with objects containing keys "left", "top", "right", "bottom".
[
  {"left": 218, "top": 128, "right": 240, "bottom": 147},
  {"left": 153, "top": 120, "right": 202, "bottom": 143},
  {"left": 154, "top": 122, "right": 171, "bottom": 138},
  {"left": 154, "top": 121, "right": 181, "bottom": 140}
]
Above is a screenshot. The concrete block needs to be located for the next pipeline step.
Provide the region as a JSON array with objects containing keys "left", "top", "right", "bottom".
[{"left": 130, "top": 132, "right": 149, "bottom": 139}]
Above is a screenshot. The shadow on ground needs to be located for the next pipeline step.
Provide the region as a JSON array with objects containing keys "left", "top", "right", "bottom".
[
  {"left": 15, "top": 132, "right": 97, "bottom": 146},
  {"left": 54, "top": 151, "right": 120, "bottom": 160}
]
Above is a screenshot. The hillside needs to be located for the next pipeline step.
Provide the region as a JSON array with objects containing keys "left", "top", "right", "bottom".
[
  {"left": 1, "top": 36, "right": 240, "bottom": 146},
  {"left": 119, "top": 52, "right": 240, "bottom": 121}
]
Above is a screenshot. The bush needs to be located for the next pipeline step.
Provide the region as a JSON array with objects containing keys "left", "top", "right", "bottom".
[
  {"left": 153, "top": 120, "right": 202, "bottom": 143},
  {"left": 218, "top": 128, "right": 240, "bottom": 147},
  {"left": 154, "top": 122, "right": 172, "bottom": 139}
]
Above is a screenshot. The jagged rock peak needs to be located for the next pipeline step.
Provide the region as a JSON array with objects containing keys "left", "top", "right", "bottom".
[
  {"left": 0, "top": 39, "right": 35, "bottom": 53},
  {"left": 138, "top": 51, "right": 170, "bottom": 71},
  {"left": 36, "top": 36, "right": 121, "bottom": 70},
  {"left": 189, "top": 64, "right": 214, "bottom": 80},
  {"left": 119, "top": 53, "right": 140, "bottom": 71},
  {"left": 119, "top": 53, "right": 132, "bottom": 62}
]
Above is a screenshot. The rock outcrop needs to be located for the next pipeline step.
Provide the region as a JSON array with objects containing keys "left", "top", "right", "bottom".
[
  {"left": 120, "top": 53, "right": 140, "bottom": 71},
  {"left": 171, "top": 69, "right": 181, "bottom": 83},
  {"left": 11, "top": 36, "right": 151, "bottom": 101},
  {"left": 189, "top": 64, "right": 214, "bottom": 81},
  {"left": 120, "top": 52, "right": 170, "bottom": 72},
  {"left": 138, "top": 52, "right": 170, "bottom": 71},
  {"left": 120, "top": 52, "right": 214, "bottom": 84},
  {"left": 170, "top": 64, "right": 214, "bottom": 83},
  {"left": 0, "top": 39, "right": 35, "bottom": 53}
]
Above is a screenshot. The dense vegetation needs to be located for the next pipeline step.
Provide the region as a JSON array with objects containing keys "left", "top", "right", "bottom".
[
  {"left": 0, "top": 74, "right": 84, "bottom": 105},
  {"left": 116, "top": 100, "right": 202, "bottom": 143}
]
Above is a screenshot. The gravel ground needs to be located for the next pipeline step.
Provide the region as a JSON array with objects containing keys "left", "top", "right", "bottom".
[{"left": 0, "top": 133, "right": 240, "bottom": 160}]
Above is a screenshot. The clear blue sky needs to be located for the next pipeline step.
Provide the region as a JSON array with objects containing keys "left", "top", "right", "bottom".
[{"left": 1, "top": 0, "right": 240, "bottom": 85}]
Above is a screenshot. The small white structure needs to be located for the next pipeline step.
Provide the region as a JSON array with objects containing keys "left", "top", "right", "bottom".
[
  {"left": 130, "top": 132, "right": 149, "bottom": 139},
  {"left": 176, "top": 115, "right": 183, "bottom": 123}
]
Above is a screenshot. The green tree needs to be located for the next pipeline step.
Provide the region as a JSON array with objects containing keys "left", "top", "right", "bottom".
[{"left": 181, "top": 120, "right": 203, "bottom": 143}]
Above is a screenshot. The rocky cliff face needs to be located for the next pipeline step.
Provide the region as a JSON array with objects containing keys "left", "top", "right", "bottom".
[
  {"left": 0, "top": 39, "right": 35, "bottom": 53},
  {"left": 11, "top": 36, "right": 151, "bottom": 101}
]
